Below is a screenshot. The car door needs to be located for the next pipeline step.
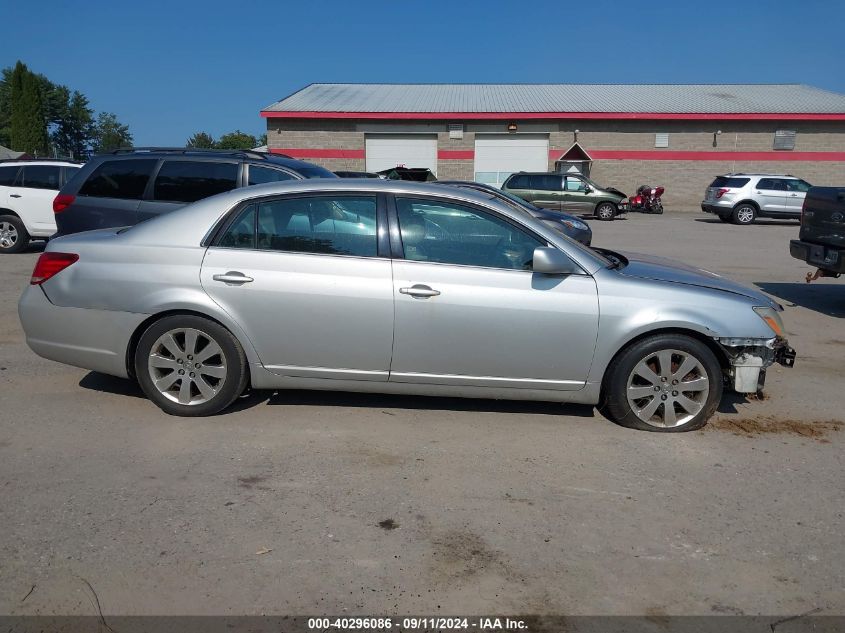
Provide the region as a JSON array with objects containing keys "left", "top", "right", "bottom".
[
  {"left": 389, "top": 195, "right": 599, "bottom": 390},
  {"left": 754, "top": 178, "right": 788, "bottom": 214},
  {"left": 14, "top": 165, "right": 62, "bottom": 233},
  {"left": 529, "top": 174, "right": 564, "bottom": 211},
  {"left": 138, "top": 159, "right": 241, "bottom": 223},
  {"left": 200, "top": 192, "right": 394, "bottom": 381},
  {"left": 561, "top": 175, "right": 594, "bottom": 213},
  {"left": 785, "top": 178, "right": 811, "bottom": 216}
]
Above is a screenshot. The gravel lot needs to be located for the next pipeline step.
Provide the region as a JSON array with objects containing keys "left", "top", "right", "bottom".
[{"left": 0, "top": 212, "right": 842, "bottom": 618}]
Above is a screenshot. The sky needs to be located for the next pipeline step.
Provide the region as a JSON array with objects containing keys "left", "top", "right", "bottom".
[{"left": 3, "top": 0, "right": 844, "bottom": 146}]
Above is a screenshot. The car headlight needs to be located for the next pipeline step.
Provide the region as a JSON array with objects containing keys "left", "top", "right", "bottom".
[
  {"left": 560, "top": 219, "right": 588, "bottom": 231},
  {"left": 753, "top": 306, "right": 785, "bottom": 337}
]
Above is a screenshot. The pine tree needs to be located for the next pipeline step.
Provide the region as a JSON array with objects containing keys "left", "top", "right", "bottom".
[{"left": 9, "top": 61, "right": 49, "bottom": 156}]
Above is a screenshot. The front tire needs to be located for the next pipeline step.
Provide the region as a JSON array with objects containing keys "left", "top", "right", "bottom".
[
  {"left": 135, "top": 315, "right": 248, "bottom": 417},
  {"left": 0, "top": 215, "right": 30, "bottom": 254},
  {"left": 732, "top": 204, "right": 757, "bottom": 225},
  {"left": 595, "top": 202, "right": 617, "bottom": 221},
  {"left": 601, "top": 334, "right": 723, "bottom": 432}
]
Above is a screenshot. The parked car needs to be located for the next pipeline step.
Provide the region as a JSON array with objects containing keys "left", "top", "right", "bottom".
[
  {"left": 20, "top": 179, "right": 795, "bottom": 431},
  {"left": 376, "top": 167, "right": 437, "bottom": 182},
  {"left": 789, "top": 186, "right": 845, "bottom": 279},
  {"left": 436, "top": 180, "right": 592, "bottom": 245},
  {"left": 0, "top": 159, "right": 81, "bottom": 253},
  {"left": 701, "top": 173, "right": 811, "bottom": 225},
  {"left": 502, "top": 172, "right": 626, "bottom": 221},
  {"left": 53, "top": 148, "right": 337, "bottom": 236},
  {"left": 334, "top": 170, "right": 382, "bottom": 178}
]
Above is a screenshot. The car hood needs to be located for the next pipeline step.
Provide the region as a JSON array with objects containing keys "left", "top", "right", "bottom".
[{"left": 614, "top": 251, "right": 778, "bottom": 307}]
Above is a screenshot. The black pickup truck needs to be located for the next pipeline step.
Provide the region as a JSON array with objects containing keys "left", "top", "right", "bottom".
[{"left": 789, "top": 186, "right": 845, "bottom": 279}]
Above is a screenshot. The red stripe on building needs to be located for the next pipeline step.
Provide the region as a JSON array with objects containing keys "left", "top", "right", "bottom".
[
  {"left": 438, "top": 150, "right": 474, "bottom": 159},
  {"left": 270, "top": 148, "right": 364, "bottom": 159},
  {"left": 587, "top": 150, "right": 845, "bottom": 161},
  {"left": 262, "top": 111, "right": 845, "bottom": 121}
]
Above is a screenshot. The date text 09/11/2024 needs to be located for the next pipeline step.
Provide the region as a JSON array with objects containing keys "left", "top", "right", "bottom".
[{"left": 307, "top": 617, "right": 528, "bottom": 630}]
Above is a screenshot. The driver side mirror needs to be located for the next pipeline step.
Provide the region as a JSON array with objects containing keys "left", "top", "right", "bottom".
[
  {"left": 583, "top": 185, "right": 592, "bottom": 193},
  {"left": 532, "top": 247, "right": 581, "bottom": 275}
]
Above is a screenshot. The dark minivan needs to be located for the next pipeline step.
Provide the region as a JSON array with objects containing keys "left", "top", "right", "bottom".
[{"left": 53, "top": 148, "right": 337, "bottom": 236}]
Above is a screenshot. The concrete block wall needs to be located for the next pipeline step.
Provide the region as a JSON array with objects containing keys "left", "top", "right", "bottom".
[{"left": 267, "top": 118, "right": 845, "bottom": 209}]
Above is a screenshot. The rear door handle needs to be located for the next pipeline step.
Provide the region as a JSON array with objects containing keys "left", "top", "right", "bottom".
[
  {"left": 9, "top": 194, "right": 21, "bottom": 198},
  {"left": 212, "top": 271, "right": 254, "bottom": 285},
  {"left": 399, "top": 284, "right": 440, "bottom": 298}
]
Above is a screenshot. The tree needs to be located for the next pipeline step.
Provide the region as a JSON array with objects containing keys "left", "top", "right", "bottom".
[
  {"left": 52, "top": 90, "right": 94, "bottom": 159},
  {"left": 10, "top": 62, "right": 49, "bottom": 156},
  {"left": 257, "top": 133, "right": 267, "bottom": 147},
  {"left": 92, "top": 112, "right": 132, "bottom": 153},
  {"left": 216, "top": 130, "right": 257, "bottom": 150},
  {"left": 186, "top": 131, "right": 215, "bottom": 148}
]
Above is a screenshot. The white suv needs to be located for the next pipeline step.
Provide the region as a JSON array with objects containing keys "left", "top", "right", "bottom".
[
  {"left": 700, "top": 173, "right": 811, "bottom": 225},
  {"left": 0, "top": 159, "right": 81, "bottom": 253}
]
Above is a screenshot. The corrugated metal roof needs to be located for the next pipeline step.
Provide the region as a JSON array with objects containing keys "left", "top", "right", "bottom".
[{"left": 263, "top": 83, "right": 845, "bottom": 114}]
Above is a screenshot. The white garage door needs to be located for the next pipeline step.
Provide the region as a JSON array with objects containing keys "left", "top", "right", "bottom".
[
  {"left": 365, "top": 135, "right": 438, "bottom": 175},
  {"left": 474, "top": 134, "right": 550, "bottom": 188}
]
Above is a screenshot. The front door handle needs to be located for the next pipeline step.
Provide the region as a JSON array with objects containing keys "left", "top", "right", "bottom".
[
  {"left": 789, "top": 193, "right": 799, "bottom": 197},
  {"left": 9, "top": 194, "right": 21, "bottom": 198},
  {"left": 399, "top": 284, "right": 440, "bottom": 298},
  {"left": 212, "top": 271, "right": 254, "bottom": 285}
]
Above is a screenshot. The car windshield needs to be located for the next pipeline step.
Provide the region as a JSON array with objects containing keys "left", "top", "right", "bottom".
[{"left": 295, "top": 165, "right": 339, "bottom": 179}]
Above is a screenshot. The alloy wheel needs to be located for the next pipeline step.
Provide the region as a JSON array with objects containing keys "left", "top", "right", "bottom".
[
  {"left": 736, "top": 207, "right": 755, "bottom": 223},
  {"left": 147, "top": 328, "right": 227, "bottom": 405},
  {"left": 596, "top": 204, "right": 615, "bottom": 220},
  {"left": 625, "top": 349, "right": 710, "bottom": 428},
  {"left": 0, "top": 221, "right": 18, "bottom": 249}
]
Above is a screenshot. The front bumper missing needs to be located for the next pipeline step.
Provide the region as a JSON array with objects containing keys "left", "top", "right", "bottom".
[{"left": 716, "top": 337, "right": 796, "bottom": 393}]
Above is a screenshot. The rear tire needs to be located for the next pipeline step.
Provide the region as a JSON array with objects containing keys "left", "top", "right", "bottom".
[
  {"left": 135, "top": 315, "right": 248, "bottom": 417},
  {"left": 0, "top": 215, "right": 30, "bottom": 254},
  {"left": 732, "top": 204, "right": 757, "bottom": 225},
  {"left": 601, "top": 334, "right": 723, "bottom": 432},
  {"left": 595, "top": 202, "right": 617, "bottom": 221}
]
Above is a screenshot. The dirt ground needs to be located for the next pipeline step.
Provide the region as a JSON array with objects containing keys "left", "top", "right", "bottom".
[{"left": 0, "top": 211, "right": 842, "bottom": 618}]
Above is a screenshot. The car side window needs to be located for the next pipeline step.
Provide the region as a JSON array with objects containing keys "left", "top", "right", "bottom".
[
  {"left": 564, "top": 176, "right": 587, "bottom": 192},
  {"left": 758, "top": 178, "right": 786, "bottom": 191},
  {"left": 395, "top": 197, "right": 544, "bottom": 271},
  {"left": 153, "top": 160, "right": 239, "bottom": 203},
  {"left": 787, "top": 179, "right": 811, "bottom": 192},
  {"left": 530, "top": 175, "right": 563, "bottom": 191},
  {"left": 248, "top": 165, "right": 296, "bottom": 186},
  {"left": 20, "top": 165, "right": 61, "bottom": 190},
  {"left": 218, "top": 204, "right": 257, "bottom": 249},
  {"left": 506, "top": 174, "right": 530, "bottom": 189},
  {"left": 254, "top": 195, "right": 378, "bottom": 257},
  {"left": 0, "top": 166, "right": 20, "bottom": 187},
  {"left": 79, "top": 159, "right": 158, "bottom": 199}
]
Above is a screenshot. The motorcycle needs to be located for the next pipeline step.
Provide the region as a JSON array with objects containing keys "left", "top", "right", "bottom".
[{"left": 620, "top": 185, "right": 665, "bottom": 214}]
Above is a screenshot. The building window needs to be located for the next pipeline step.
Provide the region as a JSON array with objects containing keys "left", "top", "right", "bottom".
[
  {"left": 448, "top": 124, "right": 464, "bottom": 140},
  {"left": 774, "top": 130, "right": 796, "bottom": 150},
  {"left": 654, "top": 133, "right": 669, "bottom": 148}
]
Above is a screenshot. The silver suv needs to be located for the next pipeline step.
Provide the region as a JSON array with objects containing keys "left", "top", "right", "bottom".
[{"left": 701, "top": 173, "right": 811, "bottom": 225}]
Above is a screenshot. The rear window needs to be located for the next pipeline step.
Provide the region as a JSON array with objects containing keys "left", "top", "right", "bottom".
[
  {"left": 294, "top": 165, "right": 338, "bottom": 179},
  {"left": 79, "top": 159, "right": 158, "bottom": 199},
  {"left": 710, "top": 176, "right": 750, "bottom": 188},
  {"left": 20, "top": 165, "right": 61, "bottom": 190},
  {"left": 248, "top": 165, "right": 296, "bottom": 186},
  {"left": 153, "top": 160, "right": 239, "bottom": 203}
]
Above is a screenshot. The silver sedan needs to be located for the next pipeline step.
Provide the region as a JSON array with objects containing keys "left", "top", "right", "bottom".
[{"left": 19, "top": 180, "right": 795, "bottom": 431}]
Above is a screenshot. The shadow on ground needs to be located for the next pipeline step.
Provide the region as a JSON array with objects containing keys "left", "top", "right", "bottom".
[
  {"left": 79, "top": 372, "right": 599, "bottom": 418},
  {"left": 756, "top": 281, "right": 845, "bottom": 318}
]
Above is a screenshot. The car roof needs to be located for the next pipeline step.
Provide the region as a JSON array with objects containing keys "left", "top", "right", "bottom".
[
  {"left": 719, "top": 173, "right": 799, "bottom": 178},
  {"left": 0, "top": 159, "right": 81, "bottom": 166},
  {"left": 86, "top": 148, "right": 323, "bottom": 171}
]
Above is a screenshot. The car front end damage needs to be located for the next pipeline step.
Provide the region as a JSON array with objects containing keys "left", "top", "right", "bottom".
[{"left": 714, "top": 336, "right": 796, "bottom": 393}]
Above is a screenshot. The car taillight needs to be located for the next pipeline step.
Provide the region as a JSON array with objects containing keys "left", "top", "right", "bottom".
[
  {"left": 53, "top": 194, "right": 75, "bottom": 213},
  {"left": 715, "top": 188, "right": 730, "bottom": 199},
  {"left": 30, "top": 252, "right": 79, "bottom": 285}
]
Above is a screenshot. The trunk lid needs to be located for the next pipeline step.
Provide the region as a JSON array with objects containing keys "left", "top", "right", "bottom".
[{"left": 800, "top": 187, "right": 845, "bottom": 248}]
